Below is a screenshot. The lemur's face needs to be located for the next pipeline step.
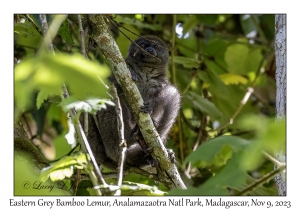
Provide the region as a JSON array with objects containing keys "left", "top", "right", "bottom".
[{"left": 127, "top": 35, "right": 169, "bottom": 65}]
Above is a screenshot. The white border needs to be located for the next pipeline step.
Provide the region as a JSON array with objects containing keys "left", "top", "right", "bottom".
[{"left": 4, "top": 0, "right": 299, "bottom": 208}]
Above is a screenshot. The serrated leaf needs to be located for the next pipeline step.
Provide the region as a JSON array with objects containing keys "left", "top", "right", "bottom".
[
  {"left": 185, "top": 135, "right": 251, "bottom": 167},
  {"left": 60, "top": 97, "right": 114, "bottom": 114},
  {"left": 220, "top": 73, "right": 248, "bottom": 85},
  {"left": 40, "top": 152, "right": 89, "bottom": 182},
  {"left": 36, "top": 88, "right": 61, "bottom": 109},
  {"left": 186, "top": 91, "right": 223, "bottom": 120}
]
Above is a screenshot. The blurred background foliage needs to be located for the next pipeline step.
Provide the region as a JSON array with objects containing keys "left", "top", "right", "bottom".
[{"left": 14, "top": 14, "right": 284, "bottom": 196}]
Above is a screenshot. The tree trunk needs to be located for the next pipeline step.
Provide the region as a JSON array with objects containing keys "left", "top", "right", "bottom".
[{"left": 274, "top": 14, "right": 286, "bottom": 196}]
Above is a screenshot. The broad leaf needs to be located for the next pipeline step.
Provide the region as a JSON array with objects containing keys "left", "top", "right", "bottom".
[
  {"left": 186, "top": 91, "right": 223, "bottom": 120},
  {"left": 185, "top": 135, "right": 251, "bottom": 167},
  {"left": 40, "top": 152, "right": 89, "bottom": 182}
]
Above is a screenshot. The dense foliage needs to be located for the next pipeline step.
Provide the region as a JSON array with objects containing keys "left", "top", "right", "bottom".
[{"left": 14, "top": 14, "right": 285, "bottom": 196}]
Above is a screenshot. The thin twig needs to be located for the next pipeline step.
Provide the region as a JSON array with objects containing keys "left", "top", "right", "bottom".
[
  {"left": 111, "top": 85, "right": 127, "bottom": 196},
  {"left": 185, "top": 94, "right": 209, "bottom": 177},
  {"left": 25, "top": 14, "right": 43, "bottom": 36},
  {"left": 250, "top": 15, "right": 268, "bottom": 45},
  {"left": 77, "top": 15, "right": 89, "bottom": 136},
  {"left": 234, "top": 164, "right": 286, "bottom": 196},
  {"left": 216, "top": 52, "right": 269, "bottom": 133},
  {"left": 171, "top": 14, "right": 184, "bottom": 164},
  {"left": 105, "top": 15, "right": 161, "bottom": 62},
  {"left": 105, "top": 15, "right": 171, "bottom": 52},
  {"left": 77, "top": 15, "right": 88, "bottom": 58},
  {"left": 263, "top": 150, "right": 284, "bottom": 167}
]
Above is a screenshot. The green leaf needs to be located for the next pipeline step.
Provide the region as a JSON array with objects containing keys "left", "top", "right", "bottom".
[
  {"left": 182, "top": 15, "right": 198, "bottom": 37},
  {"left": 238, "top": 115, "right": 286, "bottom": 170},
  {"left": 14, "top": 23, "right": 33, "bottom": 38},
  {"left": 40, "top": 152, "right": 89, "bottom": 182},
  {"left": 120, "top": 181, "right": 167, "bottom": 196},
  {"left": 240, "top": 14, "right": 259, "bottom": 38},
  {"left": 171, "top": 152, "right": 248, "bottom": 195},
  {"left": 47, "top": 102, "right": 63, "bottom": 123},
  {"left": 36, "top": 88, "right": 61, "bottom": 109},
  {"left": 174, "top": 56, "right": 200, "bottom": 69},
  {"left": 185, "top": 135, "right": 251, "bottom": 167},
  {"left": 196, "top": 152, "right": 248, "bottom": 195},
  {"left": 196, "top": 14, "right": 219, "bottom": 26},
  {"left": 225, "top": 44, "right": 249, "bottom": 74},
  {"left": 60, "top": 97, "right": 115, "bottom": 115},
  {"left": 58, "top": 19, "right": 74, "bottom": 45},
  {"left": 186, "top": 91, "right": 223, "bottom": 120},
  {"left": 198, "top": 66, "right": 228, "bottom": 95},
  {"left": 15, "top": 53, "right": 111, "bottom": 109},
  {"left": 220, "top": 73, "right": 248, "bottom": 85},
  {"left": 115, "top": 16, "right": 162, "bottom": 31},
  {"left": 224, "top": 44, "right": 262, "bottom": 75}
]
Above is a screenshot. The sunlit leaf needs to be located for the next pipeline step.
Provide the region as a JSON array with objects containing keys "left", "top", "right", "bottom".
[
  {"left": 40, "top": 152, "right": 89, "bottom": 182},
  {"left": 220, "top": 73, "right": 248, "bottom": 85},
  {"left": 15, "top": 153, "right": 71, "bottom": 195},
  {"left": 60, "top": 97, "right": 114, "bottom": 115},
  {"left": 36, "top": 88, "right": 62, "bottom": 109},
  {"left": 14, "top": 53, "right": 110, "bottom": 110}
]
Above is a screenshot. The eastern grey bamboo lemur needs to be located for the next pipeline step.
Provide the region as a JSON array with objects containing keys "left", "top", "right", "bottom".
[{"left": 85, "top": 35, "right": 181, "bottom": 170}]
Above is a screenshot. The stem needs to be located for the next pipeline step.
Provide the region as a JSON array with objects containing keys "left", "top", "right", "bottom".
[
  {"left": 216, "top": 51, "right": 268, "bottom": 133},
  {"left": 111, "top": 85, "right": 127, "bottom": 196},
  {"left": 171, "top": 14, "right": 184, "bottom": 164},
  {"left": 77, "top": 15, "right": 89, "bottom": 137},
  {"left": 234, "top": 164, "right": 285, "bottom": 196}
]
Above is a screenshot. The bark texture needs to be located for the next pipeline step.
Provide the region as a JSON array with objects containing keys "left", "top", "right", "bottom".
[{"left": 274, "top": 14, "right": 286, "bottom": 196}]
